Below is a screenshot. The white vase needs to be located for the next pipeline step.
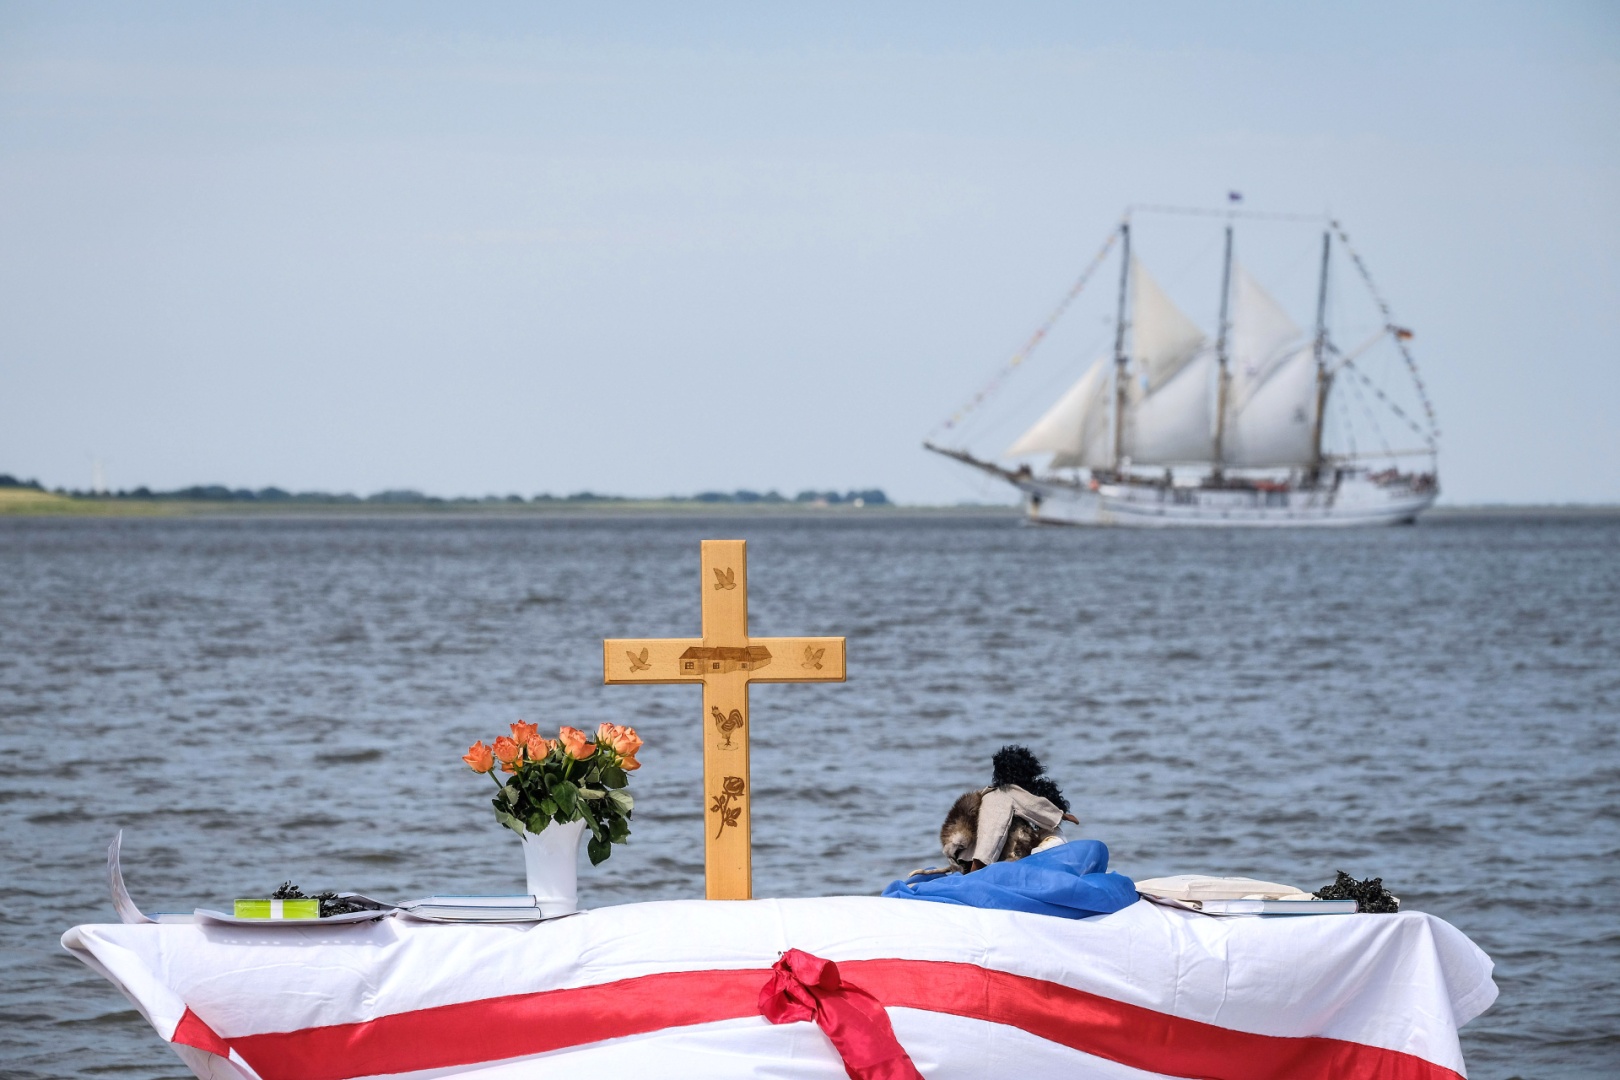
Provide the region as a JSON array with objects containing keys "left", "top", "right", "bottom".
[{"left": 521, "top": 818, "right": 588, "bottom": 917}]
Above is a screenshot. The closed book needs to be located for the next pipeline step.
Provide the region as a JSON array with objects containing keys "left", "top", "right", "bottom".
[
  {"left": 404, "top": 907, "right": 543, "bottom": 922},
  {"left": 1194, "top": 898, "right": 1358, "bottom": 916},
  {"left": 397, "top": 895, "right": 542, "bottom": 922},
  {"left": 401, "top": 895, "right": 537, "bottom": 909}
]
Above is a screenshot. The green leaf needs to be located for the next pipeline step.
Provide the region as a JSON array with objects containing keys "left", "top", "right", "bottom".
[
  {"left": 527, "top": 813, "right": 548, "bottom": 833},
  {"left": 582, "top": 804, "right": 606, "bottom": 842},
  {"left": 539, "top": 797, "right": 558, "bottom": 818},
  {"left": 577, "top": 786, "right": 606, "bottom": 800},
  {"left": 600, "top": 766, "right": 627, "bottom": 789},
  {"left": 494, "top": 810, "right": 524, "bottom": 835},
  {"left": 608, "top": 790, "right": 634, "bottom": 813},
  {"left": 608, "top": 818, "right": 630, "bottom": 843},
  {"left": 586, "top": 836, "right": 612, "bottom": 865},
  {"left": 552, "top": 780, "right": 578, "bottom": 815}
]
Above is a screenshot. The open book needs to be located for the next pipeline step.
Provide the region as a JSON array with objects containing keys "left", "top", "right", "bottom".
[{"left": 1135, "top": 874, "right": 1358, "bottom": 916}]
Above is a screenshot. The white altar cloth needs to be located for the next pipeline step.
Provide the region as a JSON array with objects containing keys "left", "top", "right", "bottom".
[{"left": 63, "top": 896, "right": 1496, "bottom": 1080}]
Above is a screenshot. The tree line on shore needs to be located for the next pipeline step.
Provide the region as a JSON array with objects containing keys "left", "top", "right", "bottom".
[{"left": 0, "top": 474, "right": 889, "bottom": 507}]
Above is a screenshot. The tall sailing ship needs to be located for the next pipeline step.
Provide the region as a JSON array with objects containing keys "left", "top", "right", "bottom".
[{"left": 927, "top": 208, "right": 1439, "bottom": 527}]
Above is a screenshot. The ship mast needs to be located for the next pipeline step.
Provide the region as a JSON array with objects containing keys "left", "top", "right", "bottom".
[
  {"left": 1110, "top": 220, "right": 1131, "bottom": 474},
  {"left": 1309, "top": 230, "right": 1332, "bottom": 483},
  {"left": 1210, "top": 224, "right": 1234, "bottom": 481}
]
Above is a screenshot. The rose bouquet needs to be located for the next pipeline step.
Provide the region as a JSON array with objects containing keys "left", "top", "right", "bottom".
[{"left": 463, "top": 721, "right": 643, "bottom": 865}]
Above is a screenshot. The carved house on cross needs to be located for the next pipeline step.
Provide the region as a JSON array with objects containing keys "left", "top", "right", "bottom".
[{"left": 680, "top": 645, "right": 773, "bottom": 675}]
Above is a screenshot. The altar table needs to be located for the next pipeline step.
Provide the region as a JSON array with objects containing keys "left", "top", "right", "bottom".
[{"left": 63, "top": 895, "right": 1496, "bottom": 1080}]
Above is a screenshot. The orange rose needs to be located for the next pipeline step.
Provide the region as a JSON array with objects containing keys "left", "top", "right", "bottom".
[
  {"left": 619, "top": 753, "right": 641, "bottom": 771},
  {"left": 511, "top": 720, "right": 539, "bottom": 743},
  {"left": 462, "top": 740, "right": 495, "bottom": 773},
  {"left": 493, "top": 736, "right": 521, "bottom": 766},
  {"left": 596, "top": 722, "right": 618, "bottom": 743},
  {"left": 525, "top": 734, "right": 552, "bottom": 760},
  {"left": 558, "top": 726, "right": 596, "bottom": 760},
  {"left": 611, "top": 726, "right": 643, "bottom": 757}
]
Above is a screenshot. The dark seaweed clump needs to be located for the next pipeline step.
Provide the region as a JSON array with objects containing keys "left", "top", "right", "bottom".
[
  {"left": 1314, "top": 871, "right": 1400, "bottom": 913},
  {"left": 270, "top": 880, "right": 368, "bottom": 917},
  {"left": 990, "top": 744, "right": 1070, "bottom": 813}
]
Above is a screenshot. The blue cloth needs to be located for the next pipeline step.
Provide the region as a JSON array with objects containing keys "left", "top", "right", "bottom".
[{"left": 881, "top": 840, "right": 1138, "bottom": 920}]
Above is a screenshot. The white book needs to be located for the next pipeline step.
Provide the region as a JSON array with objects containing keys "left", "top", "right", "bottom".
[
  {"left": 1163, "top": 896, "right": 1359, "bottom": 916},
  {"left": 399, "top": 895, "right": 538, "bottom": 910},
  {"left": 398, "top": 906, "right": 544, "bottom": 926},
  {"left": 395, "top": 895, "right": 544, "bottom": 923}
]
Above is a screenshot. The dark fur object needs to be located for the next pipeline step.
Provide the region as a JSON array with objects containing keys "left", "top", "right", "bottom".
[
  {"left": 1313, "top": 871, "right": 1400, "bottom": 913},
  {"left": 939, "top": 789, "right": 1046, "bottom": 870},
  {"left": 991, "top": 744, "right": 1069, "bottom": 813},
  {"left": 940, "top": 745, "right": 1069, "bottom": 869},
  {"left": 939, "top": 791, "right": 981, "bottom": 870}
]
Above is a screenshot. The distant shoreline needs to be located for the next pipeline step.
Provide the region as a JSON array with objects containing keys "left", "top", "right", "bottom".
[
  {"left": 2, "top": 490, "right": 1615, "bottom": 519},
  {"left": 0, "top": 489, "right": 1015, "bottom": 518},
  {"left": 0, "top": 480, "right": 905, "bottom": 517}
]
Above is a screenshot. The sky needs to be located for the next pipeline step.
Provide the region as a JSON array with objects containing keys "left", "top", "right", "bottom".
[{"left": 1, "top": 2, "right": 1616, "bottom": 504}]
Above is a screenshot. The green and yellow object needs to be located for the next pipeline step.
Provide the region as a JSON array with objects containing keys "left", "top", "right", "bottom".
[{"left": 233, "top": 898, "right": 320, "bottom": 919}]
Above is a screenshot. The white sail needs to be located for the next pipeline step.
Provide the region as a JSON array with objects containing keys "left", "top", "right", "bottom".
[
  {"left": 1123, "top": 350, "right": 1216, "bottom": 464},
  {"left": 934, "top": 213, "right": 1439, "bottom": 528},
  {"left": 1222, "top": 344, "right": 1319, "bottom": 467},
  {"left": 1131, "top": 259, "right": 1207, "bottom": 393},
  {"left": 1227, "top": 263, "right": 1304, "bottom": 412},
  {"left": 1005, "top": 264, "right": 1322, "bottom": 472},
  {"left": 1005, "top": 358, "right": 1111, "bottom": 468}
]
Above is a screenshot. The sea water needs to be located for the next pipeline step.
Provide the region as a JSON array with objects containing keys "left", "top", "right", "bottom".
[{"left": 0, "top": 512, "right": 1615, "bottom": 1079}]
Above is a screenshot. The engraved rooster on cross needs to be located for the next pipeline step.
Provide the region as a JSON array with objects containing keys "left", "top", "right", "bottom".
[{"left": 710, "top": 705, "right": 745, "bottom": 749}]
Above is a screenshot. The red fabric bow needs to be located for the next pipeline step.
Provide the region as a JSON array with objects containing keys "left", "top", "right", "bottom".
[{"left": 758, "top": 948, "right": 924, "bottom": 1080}]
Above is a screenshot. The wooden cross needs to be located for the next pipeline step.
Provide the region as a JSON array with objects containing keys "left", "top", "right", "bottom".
[{"left": 603, "top": 539, "right": 846, "bottom": 900}]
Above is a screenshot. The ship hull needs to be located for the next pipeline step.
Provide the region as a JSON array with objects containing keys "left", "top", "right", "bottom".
[{"left": 1018, "top": 474, "right": 1436, "bottom": 528}]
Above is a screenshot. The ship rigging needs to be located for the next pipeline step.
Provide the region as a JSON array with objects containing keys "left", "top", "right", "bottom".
[{"left": 926, "top": 206, "right": 1439, "bottom": 527}]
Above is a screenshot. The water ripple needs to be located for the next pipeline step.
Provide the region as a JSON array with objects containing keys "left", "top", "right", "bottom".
[{"left": 1, "top": 512, "right": 1617, "bottom": 1078}]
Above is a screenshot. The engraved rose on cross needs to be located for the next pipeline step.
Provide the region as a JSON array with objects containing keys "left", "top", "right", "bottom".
[{"left": 710, "top": 776, "right": 746, "bottom": 838}]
